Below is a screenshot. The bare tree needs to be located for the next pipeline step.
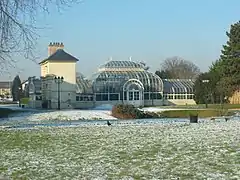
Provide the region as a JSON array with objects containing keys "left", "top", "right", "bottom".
[
  {"left": 159, "top": 56, "right": 201, "bottom": 79},
  {"left": 0, "top": 0, "right": 79, "bottom": 69}
]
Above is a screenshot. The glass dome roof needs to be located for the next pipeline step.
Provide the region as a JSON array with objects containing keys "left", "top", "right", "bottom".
[
  {"left": 162, "top": 79, "right": 195, "bottom": 93},
  {"left": 100, "top": 60, "right": 145, "bottom": 69},
  {"left": 91, "top": 60, "right": 164, "bottom": 93}
]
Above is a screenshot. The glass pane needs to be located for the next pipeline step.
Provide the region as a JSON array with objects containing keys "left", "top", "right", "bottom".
[
  {"left": 134, "top": 91, "right": 139, "bottom": 100},
  {"left": 110, "top": 94, "right": 119, "bottom": 100},
  {"left": 129, "top": 92, "right": 133, "bottom": 100},
  {"left": 144, "top": 93, "right": 149, "bottom": 100}
]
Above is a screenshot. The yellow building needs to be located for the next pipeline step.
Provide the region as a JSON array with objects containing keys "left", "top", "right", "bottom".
[
  {"left": 229, "top": 89, "right": 240, "bottom": 104},
  {"left": 0, "top": 81, "right": 12, "bottom": 97},
  {"left": 37, "top": 42, "right": 79, "bottom": 109}
]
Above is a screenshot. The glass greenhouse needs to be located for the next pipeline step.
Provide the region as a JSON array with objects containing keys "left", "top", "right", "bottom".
[
  {"left": 76, "top": 60, "right": 195, "bottom": 106},
  {"left": 162, "top": 79, "right": 195, "bottom": 100}
]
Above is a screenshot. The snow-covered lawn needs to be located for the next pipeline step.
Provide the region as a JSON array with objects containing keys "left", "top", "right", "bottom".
[
  {"left": 141, "top": 107, "right": 187, "bottom": 112},
  {"left": 0, "top": 121, "right": 240, "bottom": 179},
  {"left": 25, "top": 110, "right": 116, "bottom": 121},
  {"left": 0, "top": 110, "right": 116, "bottom": 127},
  {"left": 0, "top": 104, "right": 116, "bottom": 123}
]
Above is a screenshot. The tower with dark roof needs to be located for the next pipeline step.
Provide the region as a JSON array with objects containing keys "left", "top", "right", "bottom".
[
  {"left": 39, "top": 42, "right": 79, "bottom": 85},
  {"left": 39, "top": 42, "right": 79, "bottom": 109}
]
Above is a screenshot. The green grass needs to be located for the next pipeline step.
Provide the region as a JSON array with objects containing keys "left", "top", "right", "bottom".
[
  {"left": 159, "top": 109, "right": 233, "bottom": 118},
  {"left": 161, "top": 103, "right": 240, "bottom": 109},
  {"left": 0, "top": 123, "right": 240, "bottom": 179}
]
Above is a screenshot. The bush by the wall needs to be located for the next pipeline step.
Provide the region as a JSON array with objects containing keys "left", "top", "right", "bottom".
[
  {"left": 20, "top": 97, "right": 29, "bottom": 105},
  {"left": 112, "top": 104, "right": 159, "bottom": 119}
]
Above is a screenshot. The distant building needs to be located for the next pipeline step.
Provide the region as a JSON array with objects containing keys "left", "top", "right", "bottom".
[
  {"left": 229, "top": 88, "right": 240, "bottom": 104},
  {"left": 0, "top": 81, "right": 12, "bottom": 98},
  {"left": 27, "top": 42, "right": 196, "bottom": 109},
  {"left": 38, "top": 42, "right": 79, "bottom": 109}
]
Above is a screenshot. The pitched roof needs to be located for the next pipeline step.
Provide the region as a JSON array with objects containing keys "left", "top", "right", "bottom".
[{"left": 39, "top": 49, "right": 79, "bottom": 64}]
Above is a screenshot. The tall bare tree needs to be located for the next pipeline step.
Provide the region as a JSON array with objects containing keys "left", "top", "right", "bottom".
[
  {"left": 156, "top": 56, "right": 201, "bottom": 79},
  {"left": 0, "top": 0, "right": 79, "bottom": 69}
]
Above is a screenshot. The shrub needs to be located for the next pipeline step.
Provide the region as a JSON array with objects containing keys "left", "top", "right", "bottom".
[
  {"left": 112, "top": 104, "right": 159, "bottom": 119},
  {"left": 20, "top": 97, "right": 29, "bottom": 105}
]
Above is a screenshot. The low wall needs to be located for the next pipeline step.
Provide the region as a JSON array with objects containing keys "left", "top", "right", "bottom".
[
  {"left": 28, "top": 98, "right": 197, "bottom": 109},
  {"left": 73, "top": 101, "right": 95, "bottom": 109},
  {"left": 144, "top": 100, "right": 163, "bottom": 106},
  {"left": 50, "top": 102, "right": 73, "bottom": 109},
  {"left": 164, "top": 99, "right": 196, "bottom": 106},
  {"left": 28, "top": 100, "right": 42, "bottom": 109}
]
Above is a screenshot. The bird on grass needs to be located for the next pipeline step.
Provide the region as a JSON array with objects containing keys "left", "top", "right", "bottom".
[{"left": 107, "top": 120, "right": 111, "bottom": 126}]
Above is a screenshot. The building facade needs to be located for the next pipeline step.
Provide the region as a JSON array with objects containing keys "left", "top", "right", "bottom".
[
  {"left": 28, "top": 42, "right": 196, "bottom": 109},
  {"left": 0, "top": 81, "right": 12, "bottom": 98},
  {"left": 229, "top": 89, "right": 240, "bottom": 104}
]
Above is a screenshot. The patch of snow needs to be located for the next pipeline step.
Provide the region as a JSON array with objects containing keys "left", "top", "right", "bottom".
[
  {"left": 28, "top": 110, "right": 116, "bottom": 121},
  {"left": 141, "top": 107, "right": 186, "bottom": 112},
  {"left": 2, "top": 109, "right": 116, "bottom": 122}
]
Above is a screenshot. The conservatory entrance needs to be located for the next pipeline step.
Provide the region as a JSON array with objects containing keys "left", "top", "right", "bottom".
[{"left": 123, "top": 79, "right": 144, "bottom": 107}]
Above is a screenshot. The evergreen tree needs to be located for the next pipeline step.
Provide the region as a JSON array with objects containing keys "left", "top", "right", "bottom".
[
  {"left": 11, "top": 75, "right": 22, "bottom": 101},
  {"left": 218, "top": 21, "right": 240, "bottom": 96},
  {"left": 193, "top": 72, "right": 212, "bottom": 104},
  {"left": 208, "top": 60, "right": 222, "bottom": 103}
]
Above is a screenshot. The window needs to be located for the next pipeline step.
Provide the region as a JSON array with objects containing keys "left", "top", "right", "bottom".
[
  {"left": 187, "top": 95, "right": 192, "bottom": 99},
  {"left": 156, "top": 93, "right": 162, "bottom": 99},
  {"left": 124, "top": 92, "right": 127, "bottom": 100},
  {"left": 96, "top": 94, "right": 108, "bottom": 101},
  {"left": 144, "top": 93, "right": 149, "bottom": 100},
  {"left": 129, "top": 92, "right": 133, "bottom": 100},
  {"left": 110, "top": 94, "right": 119, "bottom": 100},
  {"left": 77, "top": 95, "right": 94, "bottom": 101},
  {"left": 134, "top": 91, "right": 140, "bottom": 100}
]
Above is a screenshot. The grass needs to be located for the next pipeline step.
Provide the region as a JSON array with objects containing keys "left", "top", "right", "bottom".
[
  {"left": 161, "top": 103, "right": 240, "bottom": 109},
  {"left": 0, "top": 122, "right": 240, "bottom": 179},
  {"left": 159, "top": 109, "right": 233, "bottom": 118}
]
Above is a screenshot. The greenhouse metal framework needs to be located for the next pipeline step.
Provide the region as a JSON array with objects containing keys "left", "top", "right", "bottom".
[{"left": 75, "top": 60, "right": 195, "bottom": 106}]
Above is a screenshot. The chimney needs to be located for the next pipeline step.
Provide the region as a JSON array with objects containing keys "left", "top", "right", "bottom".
[{"left": 48, "top": 42, "right": 64, "bottom": 56}]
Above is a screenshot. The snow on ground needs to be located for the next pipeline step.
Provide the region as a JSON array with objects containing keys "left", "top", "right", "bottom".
[
  {"left": 141, "top": 107, "right": 186, "bottom": 112},
  {"left": 0, "top": 104, "right": 116, "bottom": 121},
  {"left": 25, "top": 110, "right": 116, "bottom": 121},
  {"left": 0, "top": 121, "right": 240, "bottom": 179},
  {"left": 2, "top": 110, "right": 116, "bottom": 122}
]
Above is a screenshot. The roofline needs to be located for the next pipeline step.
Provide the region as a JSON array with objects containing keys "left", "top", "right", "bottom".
[{"left": 39, "top": 59, "right": 79, "bottom": 65}]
